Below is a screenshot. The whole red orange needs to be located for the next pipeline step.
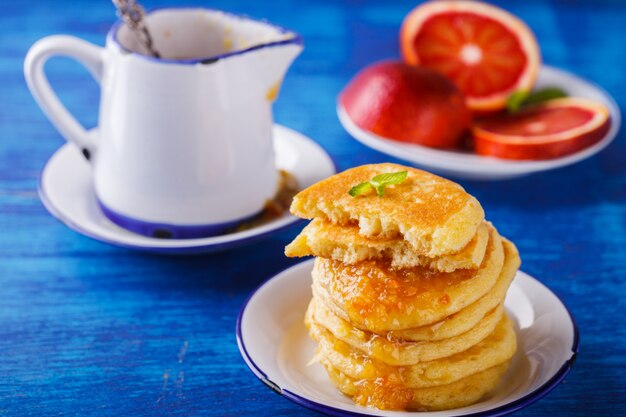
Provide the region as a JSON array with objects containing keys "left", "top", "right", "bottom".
[{"left": 339, "top": 61, "right": 471, "bottom": 149}]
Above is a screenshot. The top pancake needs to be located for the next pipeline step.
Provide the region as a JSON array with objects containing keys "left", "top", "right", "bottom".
[{"left": 290, "top": 163, "right": 484, "bottom": 256}]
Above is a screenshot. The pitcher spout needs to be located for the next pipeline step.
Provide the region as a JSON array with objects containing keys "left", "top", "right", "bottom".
[
  {"left": 217, "top": 18, "right": 302, "bottom": 102},
  {"left": 254, "top": 38, "right": 303, "bottom": 102},
  {"left": 184, "top": 10, "right": 304, "bottom": 102}
]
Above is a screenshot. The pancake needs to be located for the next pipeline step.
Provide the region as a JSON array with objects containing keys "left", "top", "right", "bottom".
[
  {"left": 389, "top": 238, "right": 520, "bottom": 341},
  {"left": 289, "top": 163, "right": 485, "bottom": 256},
  {"left": 309, "top": 296, "right": 503, "bottom": 366},
  {"left": 286, "top": 219, "right": 490, "bottom": 271},
  {"left": 320, "top": 358, "right": 509, "bottom": 411},
  {"left": 307, "top": 309, "right": 516, "bottom": 388},
  {"left": 312, "top": 225, "right": 504, "bottom": 332}
]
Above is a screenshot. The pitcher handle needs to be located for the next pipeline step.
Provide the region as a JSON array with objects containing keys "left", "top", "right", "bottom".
[{"left": 24, "top": 35, "right": 105, "bottom": 160}]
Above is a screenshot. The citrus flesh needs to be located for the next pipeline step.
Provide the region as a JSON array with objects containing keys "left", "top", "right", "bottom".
[
  {"left": 472, "top": 98, "right": 611, "bottom": 160},
  {"left": 401, "top": 1, "right": 541, "bottom": 112}
]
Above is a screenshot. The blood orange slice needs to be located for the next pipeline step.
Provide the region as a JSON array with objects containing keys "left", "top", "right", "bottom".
[
  {"left": 401, "top": 1, "right": 541, "bottom": 113},
  {"left": 472, "top": 98, "right": 611, "bottom": 160}
]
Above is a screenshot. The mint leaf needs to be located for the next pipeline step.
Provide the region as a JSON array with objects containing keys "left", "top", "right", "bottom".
[
  {"left": 349, "top": 181, "right": 373, "bottom": 197},
  {"left": 371, "top": 171, "right": 408, "bottom": 186},
  {"left": 349, "top": 171, "right": 408, "bottom": 197},
  {"left": 524, "top": 87, "right": 568, "bottom": 106},
  {"left": 507, "top": 87, "right": 568, "bottom": 113}
]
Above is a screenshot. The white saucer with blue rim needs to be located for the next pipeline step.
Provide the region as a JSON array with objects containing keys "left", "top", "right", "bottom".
[
  {"left": 237, "top": 259, "right": 578, "bottom": 417},
  {"left": 38, "top": 125, "right": 336, "bottom": 254}
]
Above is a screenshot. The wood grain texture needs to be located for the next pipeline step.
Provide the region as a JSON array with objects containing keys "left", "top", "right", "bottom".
[{"left": 1, "top": 0, "right": 625, "bottom": 415}]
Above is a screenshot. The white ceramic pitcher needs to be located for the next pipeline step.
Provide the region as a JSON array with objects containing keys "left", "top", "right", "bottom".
[{"left": 25, "top": 8, "right": 303, "bottom": 238}]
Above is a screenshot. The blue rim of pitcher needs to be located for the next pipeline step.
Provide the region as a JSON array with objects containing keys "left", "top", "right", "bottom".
[{"left": 108, "top": 7, "right": 304, "bottom": 65}]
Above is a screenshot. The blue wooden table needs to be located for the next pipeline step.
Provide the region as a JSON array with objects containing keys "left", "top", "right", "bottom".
[{"left": 1, "top": 0, "right": 625, "bottom": 415}]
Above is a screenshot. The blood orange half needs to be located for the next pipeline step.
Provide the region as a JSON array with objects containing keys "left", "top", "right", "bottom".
[
  {"left": 472, "top": 97, "right": 611, "bottom": 160},
  {"left": 401, "top": 0, "right": 541, "bottom": 113}
]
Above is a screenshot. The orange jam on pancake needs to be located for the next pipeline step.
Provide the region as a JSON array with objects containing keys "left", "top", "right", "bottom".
[
  {"left": 353, "top": 376, "right": 414, "bottom": 410},
  {"left": 319, "top": 322, "right": 413, "bottom": 409},
  {"left": 322, "top": 258, "right": 478, "bottom": 320}
]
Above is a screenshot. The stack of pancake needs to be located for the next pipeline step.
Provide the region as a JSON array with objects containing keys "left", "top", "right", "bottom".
[{"left": 285, "top": 163, "right": 521, "bottom": 411}]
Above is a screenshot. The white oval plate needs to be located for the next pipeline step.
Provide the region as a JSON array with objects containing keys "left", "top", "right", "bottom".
[
  {"left": 38, "top": 125, "right": 336, "bottom": 254},
  {"left": 237, "top": 259, "right": 578, "bottom": 417},
  {"left": 338, "top": 65, "right": 620, "bottom": 180}
]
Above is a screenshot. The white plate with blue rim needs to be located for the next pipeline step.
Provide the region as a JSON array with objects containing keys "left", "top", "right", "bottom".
[
  {"left": 338, "top": 65, "right": 620, "bottom": 180},
  {"left": 38, "top": 125, "right": 336, "bottom": 254},
  {"left": 237, "top": 259, "right": 579, "bottom": 417}
]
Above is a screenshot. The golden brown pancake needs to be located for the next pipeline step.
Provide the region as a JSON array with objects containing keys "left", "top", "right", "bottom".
[
  {"left": 289, "top": 163, "right": 485, "bottom": 256},
  {"left": 288, "top": 163, "right": 522, "bottom": 412},
  {"left": 307, "top": 308, "right": 516, "bottom": 388},
  {"left": 388, "top": 238, "right": 520, "bottom": 341},
  {"left": 309, "top": 296, "right": 503, "bottom": 365},
  {"left": 286, "top": 220, "right": 490, "bottom": 271},
  {"left": 312, "top": 225, "right": 504, "bottom": 332},
  {"left": 320, "top": 358, "right": 510, "bottom": 411}
]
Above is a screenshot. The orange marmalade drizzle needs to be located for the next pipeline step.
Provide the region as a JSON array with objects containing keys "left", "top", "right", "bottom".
[
  {"left": 329, "top": 330, "right": 412, "bottom": 410},
  {"left": 322, "top": 259, "right": 477, "bottom": 320},
  {"left": 353, "top": 376, "right": 414, "bottom": 410}
]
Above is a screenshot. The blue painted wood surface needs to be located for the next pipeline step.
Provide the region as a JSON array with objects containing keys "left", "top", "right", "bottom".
[{"left": 1, "top": 0, "right": 625, "bottom": 415}]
